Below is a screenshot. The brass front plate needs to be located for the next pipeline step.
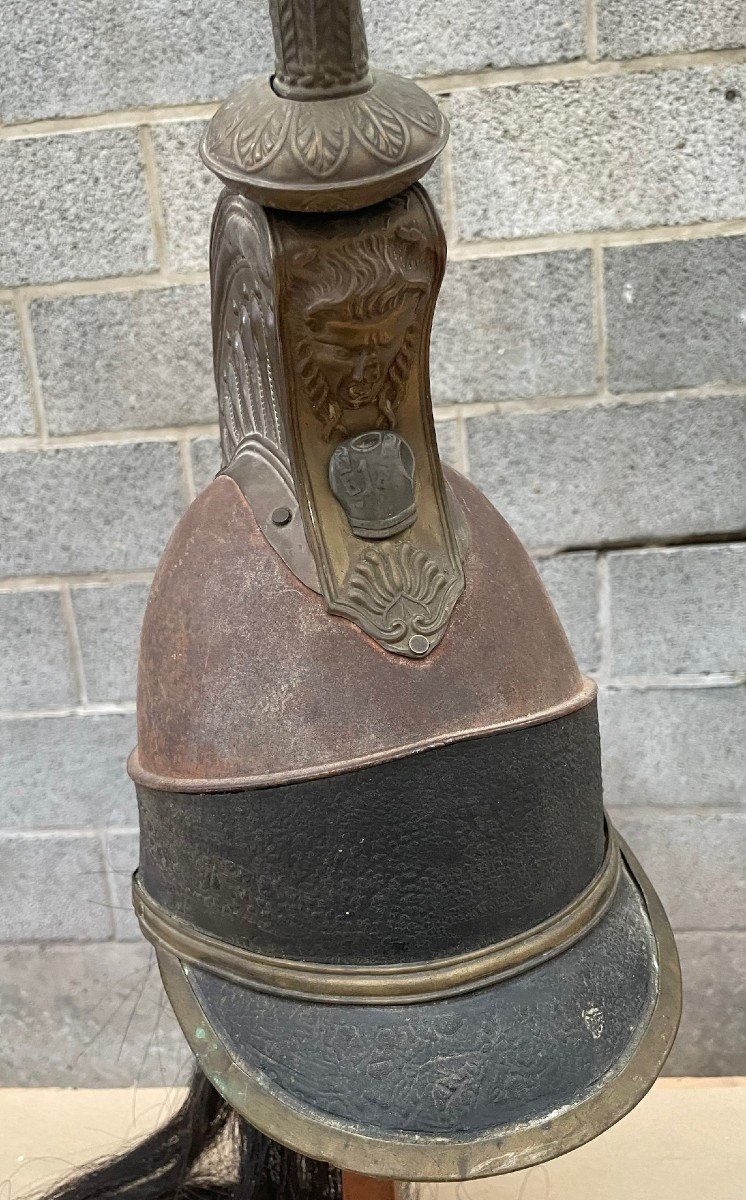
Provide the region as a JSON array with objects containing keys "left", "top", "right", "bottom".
[{"left": 269, "top": 187, "right": 464, "bottom": 657}]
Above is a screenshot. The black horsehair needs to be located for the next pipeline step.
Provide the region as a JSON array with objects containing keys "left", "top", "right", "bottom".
[{"left": 35, "top": 1068, "right": 342, "bottom": 1200}]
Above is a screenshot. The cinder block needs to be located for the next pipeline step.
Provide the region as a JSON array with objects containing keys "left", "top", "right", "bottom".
[
  {"left": 536, "top": 552, "right": 599, "bottom": 673},
  {"left": 0, "top": 1, "right": 272, "bottom": 123},
  {"left": 32, "top": 286, "right": 214, "bottom": 434},
  {"left": 422, "top": 156, "right": 444, "bottom": 217},
  {"left": 151, "top": 122, "right": 221, "bottom": 273},
  {"left": 0, "top": 442, "right": 184, "bottom": 576},
  {"left": 662, "top": 932, "right": 746, "bottom": 1076},
  {"left": 605, "top": 237, "right": 746, "bottom": 394},
  {"left": 0, "top": 591, "right": 75, "bottom": 709},
  {"left": 72, "top": 583, "right": 149, "bottom": 703},
  {"left": 600, "top": 688, "right": 746, "bottom": 808},
  {"left": 597, "top": 0, "right": 746, "bottom": 60},
  {"left": 0, "top": 942, "right": 190, "bottom": 1086},
  {"left": 190, "top": 436, "right": 221, "bottom": 495},
  {"left": 435, "top": 419, "right": 460, "bottom": 470},
  {"left": 450, "top": 67, "right": 746, "bottom": 240},
  {"left": 0, "top": 306, "right": 34, "bottom": 437},
  {"left": 611, "top": 810, "right": 746, "bottom": 931},
  {"left": 1, "top": 2, "right": 585, "bottom": 125},
  {"left": 431, "top": 253, "right": 595, "bottom": 403},
  {"left": 0, "top": 832, "right": 112, "bottom": 940},
  {"left": 363, "top": 0, "right": 584, "bottom": 76},
  {"left": 466, "top": 395, "right": 746, "bottom": 549},
  {"left": 0, "top": 713, "right": 137, "bottom": 829},
  {"left": 1, "top": 133, "right": 155, "bottom": 287},
  {"left": 608, "top": 545, "right": 746, "bottom": 676},
  {"left": 104, "top": 830, "right": 141, "bottom": 940}
]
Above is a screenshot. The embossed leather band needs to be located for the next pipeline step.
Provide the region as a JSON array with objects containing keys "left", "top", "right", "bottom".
[{"left": 133, "top": 828, "right": 620, "bottom": 1005}]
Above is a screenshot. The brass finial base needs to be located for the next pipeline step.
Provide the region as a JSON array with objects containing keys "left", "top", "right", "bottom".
[
  {"left": 200, "top": 70, "right": 447, "bottom": 212},
  {"left": 201, "top": 0, "right": 447, "bottom": 211}
]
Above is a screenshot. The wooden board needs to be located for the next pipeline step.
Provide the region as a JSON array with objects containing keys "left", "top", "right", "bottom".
[{"left": 1, "top": 1079, "right": 744, "bottom": 1200}]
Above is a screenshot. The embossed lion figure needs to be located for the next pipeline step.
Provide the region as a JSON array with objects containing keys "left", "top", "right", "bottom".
[{"left": 291, "top": 213, "right": 434, "bottom": 440}]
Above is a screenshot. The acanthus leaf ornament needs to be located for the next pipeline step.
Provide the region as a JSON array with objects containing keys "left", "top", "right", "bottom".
[
  {"left": 202, "top": 78, "right": 446, "bottom": 211},
  {"left": 271, "top": 0, "right": 370, "bottom": 97},
  {"left": 292, "top": 107, "right": 350, "bottom": 179},
  {"left": 236, "top": 104, "right": 292, "bottom": 170},
  {"left": 201, "top": 0, "right": 446, "bottom": 209},
  {"left": 211, "top": 195, "right": 289, "bottom": 468},
  {"left": 350, "top": 94, "right": 410, "bottom": 164},
  {"left": 386, "top": 72, "right": 442, "bottom": 135},
  {"left": 202, "top": 74, "right": 446, "bottom": 210}
]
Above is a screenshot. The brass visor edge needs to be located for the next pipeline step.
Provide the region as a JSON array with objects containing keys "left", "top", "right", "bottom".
[{"left": 133, "top": 828, "right": 620, "bottom": 1006}]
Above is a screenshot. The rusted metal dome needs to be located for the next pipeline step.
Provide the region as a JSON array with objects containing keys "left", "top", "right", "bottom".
[{"left": 131, "top": 469, "right": 591, "bottom": 793}]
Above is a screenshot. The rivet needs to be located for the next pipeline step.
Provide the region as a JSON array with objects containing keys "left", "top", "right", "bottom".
[
  {"left": 408, "top": 634, "right": 429, "bottom": 656},
  {"left": 271, "top": 506, "right": 292, "bottom": 527}
]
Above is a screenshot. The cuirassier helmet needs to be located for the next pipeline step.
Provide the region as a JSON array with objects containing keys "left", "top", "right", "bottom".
[{"left": 129, "top": 0, "right": 681, "bottom": 1181}]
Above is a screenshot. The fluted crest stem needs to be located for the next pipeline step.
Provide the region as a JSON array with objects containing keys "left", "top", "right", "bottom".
[{"left": 268, "top": 0, "right": 370, "bottom": 99}]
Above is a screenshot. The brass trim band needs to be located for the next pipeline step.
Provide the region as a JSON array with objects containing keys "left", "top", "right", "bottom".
[{"left": 133, "top": 829, "right": 620, "bottom": 1006}]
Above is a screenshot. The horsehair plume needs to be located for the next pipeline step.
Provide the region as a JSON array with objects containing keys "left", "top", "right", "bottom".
[{"left": 33, "top": 1067, "right": 342, "bottom": 1200}]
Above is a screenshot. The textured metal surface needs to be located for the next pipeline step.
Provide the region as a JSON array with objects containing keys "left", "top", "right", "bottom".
[
  {"left": 209, "top": 186, "right": 464, "bottom": 657},
  {"left": 269, "top": 0, "right": 370, "bottom": 100},
  {"left": 155, "top": 839, "right": 681, "bottom": 1179},
  {"left": 201, "top": 1, "right": 447, "bottom": 209},
  {"left": 130, "top": 469, "right": 589, "bottom": 792},
  {"left": 225, "top": 443, "right": 320, "bottom": 592},
  {"left": 211, "top": 192, "right": 289, "bottom": 468}
]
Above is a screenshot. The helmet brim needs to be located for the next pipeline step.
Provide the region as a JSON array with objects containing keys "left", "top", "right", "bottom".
[{"left": 156, "top": 838, "right": 680, "bottom": 1181}]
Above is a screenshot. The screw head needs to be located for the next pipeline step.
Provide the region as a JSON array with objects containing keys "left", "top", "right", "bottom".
[
  {"left": 408, "top": 634, "right": 429, "bottom": 656},
  {"left": 271, "top": 506, "right": 292, "bottom": 527}
]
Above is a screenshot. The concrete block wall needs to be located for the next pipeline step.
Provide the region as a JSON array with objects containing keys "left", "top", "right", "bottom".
[{"left": 1, "top": 3, "right": 744, "bottom": 1086}]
